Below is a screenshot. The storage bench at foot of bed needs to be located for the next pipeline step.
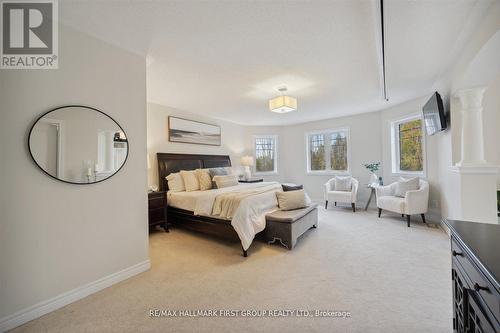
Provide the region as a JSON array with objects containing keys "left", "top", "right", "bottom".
[{"left": 265, "top": 204, "right": 318, "bottom": 250}]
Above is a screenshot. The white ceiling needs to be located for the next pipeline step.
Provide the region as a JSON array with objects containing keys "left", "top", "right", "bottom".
[{"left": 60, "top": 0, "right": 487, "bottom": 126}]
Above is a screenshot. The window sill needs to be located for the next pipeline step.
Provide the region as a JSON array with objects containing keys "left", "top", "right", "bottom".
[
  {"left": 254, "top": 171, "right": 278, "bottom": 176},
  {"left": 306, "top": 170, "right": 350, "bottom": 176},
  {"left": 392, "top": 171, "right": 425, "bottom": 178}
]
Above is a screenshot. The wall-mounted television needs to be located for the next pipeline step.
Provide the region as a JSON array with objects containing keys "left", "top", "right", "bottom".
[{"left": 422, "top": 92, "right": 447, "bottom": 135}]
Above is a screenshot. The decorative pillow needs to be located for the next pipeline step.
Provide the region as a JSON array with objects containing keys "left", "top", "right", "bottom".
[
  {"left": 334, "top": 176, "right": 352, "bottom": 192},
  {"left": 166, "top": 172, "right": 185, "bottom": 192},
  {"left": 394, "top": 177, "right": 419, "bottom": 198},
  {"left": 282, "top": 184, "right": 303, "bottom": 192},
  {"left": 195, "top": 169, "right": 212, "bottom": 191},
  {"left": 208, "top": 167, "right": 229, "bottom": 188},
  {"left": 276, "top": 190, "right": 307, "bottom": 211},
  {"left": 180, "top": 170, "right": 200, "bottom": 192},
  {"left": 213, "top": 175, "right": 238, "bottom": 188}
]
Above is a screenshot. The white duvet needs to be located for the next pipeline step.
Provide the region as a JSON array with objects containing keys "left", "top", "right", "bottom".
[{"left": 194, "top": 182, "right": 282, "bottom": 250}]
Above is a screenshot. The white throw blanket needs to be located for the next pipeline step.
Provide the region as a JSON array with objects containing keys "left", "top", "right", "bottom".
[{"left": 194, "top": 182, "right": 282, "bottom": 250}]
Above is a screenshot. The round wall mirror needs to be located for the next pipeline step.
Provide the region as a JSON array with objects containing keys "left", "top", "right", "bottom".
[{"left": 28, "top": 105, "right": 129, "bottom": 184}]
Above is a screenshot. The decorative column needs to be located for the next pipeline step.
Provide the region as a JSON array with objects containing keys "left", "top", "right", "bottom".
[
  {"left": 456, "top": 87, "right": 487, "bottom": 166},
  {"left": 451, "top": 86, "right": 499, "bottom": 224}
]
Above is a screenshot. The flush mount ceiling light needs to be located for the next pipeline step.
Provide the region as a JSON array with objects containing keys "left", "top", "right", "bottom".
[{"left": 269, "top": 87, "right": 297, "bottom": 113}]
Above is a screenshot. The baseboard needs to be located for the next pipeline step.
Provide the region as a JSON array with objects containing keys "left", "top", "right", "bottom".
[
  {"left": 313, "top": 199, "right": 371, "bottom": 210},
  {"left": 425, "top": 207, "right": 442, "bottom": 224},
  {"left": 439, "top": 220, "right": 451, "bottom": 236},
  {"left": 318, "top": 199, "right": 443, "bottom": 223},
  {"left": 0, "top": 260, "right": 150, "bottom": 332}
]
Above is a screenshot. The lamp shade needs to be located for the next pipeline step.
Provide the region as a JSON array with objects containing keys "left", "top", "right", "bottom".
[
  {"left": 241, "top": 155, "right": 254, "bottom": 166},
  {"left": 269, "top": 95, "right": 297, "bottom": 113}
]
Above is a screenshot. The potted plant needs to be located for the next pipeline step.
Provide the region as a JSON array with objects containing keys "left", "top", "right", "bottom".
[{"left": 363, "top": 162, "right": 381, "bottom": 185}]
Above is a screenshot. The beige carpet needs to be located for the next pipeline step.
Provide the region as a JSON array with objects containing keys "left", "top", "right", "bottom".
[{"left": 11, "top": 207, "right": 452, "bottom": 333}]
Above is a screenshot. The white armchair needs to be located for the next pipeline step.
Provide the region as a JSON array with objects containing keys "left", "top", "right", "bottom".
[
  {"left": 324, "top": 177, "right": 359, "bottom": 212},
  {"left": 375, "top": 179, "right": 429, "bottom": 227}
]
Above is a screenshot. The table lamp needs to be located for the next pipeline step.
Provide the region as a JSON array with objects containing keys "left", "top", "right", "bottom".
[{"left": 240, "top": 156, "right": 254, "bottom": 180}]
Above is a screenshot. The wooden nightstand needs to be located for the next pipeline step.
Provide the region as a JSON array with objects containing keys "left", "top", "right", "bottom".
[
  {"left": 148, "top": 191, "right": 168, "bottom": 232},
  {"left": 238, "top": 178, "right": 264, "bottom": 183}
]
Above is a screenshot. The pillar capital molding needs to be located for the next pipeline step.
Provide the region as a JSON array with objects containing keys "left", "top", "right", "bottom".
[
  {"left": 454, "top": 86, "right": 487, "bottom": 110},
  {"left": 455, "top": 85, "right": 488, "bottom": 166}
]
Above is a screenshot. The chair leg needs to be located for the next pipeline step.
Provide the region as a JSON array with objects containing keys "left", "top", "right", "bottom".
[
  {"left": 378, "top": 208, "right": 382, "bottom": 218},
  {"left": 334, "top": 202, "right": 337, "bottom": 206},
  {"left": 407, "top": 215, "right": 410, "bottom": 227},
  {"left": 421, "top": 214, "right": 426, "bottom": 223},
  {"left": 352, "top": 203, "right": 356, "bottom": 213},
  {"left": 325, "top": 200, "right": 328, "bottom": 209}
]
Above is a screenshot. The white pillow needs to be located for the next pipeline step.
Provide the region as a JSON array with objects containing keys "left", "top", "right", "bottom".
[
  {"left": 213, "top": 174, "right": 238, "bottom": 188},
  {"left": 166, "top": 172, "right": 185, "bottom": 192},
  {"left": 195, "top": 169, "right": 212, "bottom": 191},
  {"left": 276, "top": 190, "right": 307, "bottom": 211},
  {"left": 180, "top": 170, "right": 200, "bottom": 192},
  {"left": 334, "top": 176, "right": 352, "bottom": 192},
  {"left": 395, "top": 177, "right": 419, "bottom": 198}
]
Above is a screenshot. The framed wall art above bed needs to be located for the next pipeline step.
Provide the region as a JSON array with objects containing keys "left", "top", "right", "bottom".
[{"left": 168, "top": 116, "right": 221, "bottom": 146}]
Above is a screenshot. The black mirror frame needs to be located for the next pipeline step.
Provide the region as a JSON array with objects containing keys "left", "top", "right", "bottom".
[{"left": 28, "top": 105, "right": 130, "bottom": 185}]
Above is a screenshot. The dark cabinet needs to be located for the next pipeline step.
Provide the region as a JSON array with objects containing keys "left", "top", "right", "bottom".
[
  {"left": 446, "top": 219, "right": 500, "bottom": 333},
  {"left": 452, "top": 259, "right": 499, "bottom": 333},
  {"left": 452, "top": 266, "right": 468, "bottom": 333},
  {"left": 467, "top": 291, "right": 496, "bottom": 333}
]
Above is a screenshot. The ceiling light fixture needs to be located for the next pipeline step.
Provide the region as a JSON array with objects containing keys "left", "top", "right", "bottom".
[{"left": 269, "top": 87, "right": 297, "bottom": 113}]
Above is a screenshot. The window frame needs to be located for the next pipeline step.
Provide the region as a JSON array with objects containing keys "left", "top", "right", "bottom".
[
  {"left": 390, "top": 114, "right": 426, "bottom": 176},
  {"left": 305, "top": 127, "right": 351, "bottom": 176},
  {"left": 253, "top": 135, "right": 278, "bottom": 175}
]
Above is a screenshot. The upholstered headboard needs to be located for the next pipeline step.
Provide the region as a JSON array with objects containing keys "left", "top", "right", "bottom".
[{"left": 157, "top": 153, "right": 232, "bottom": 191}]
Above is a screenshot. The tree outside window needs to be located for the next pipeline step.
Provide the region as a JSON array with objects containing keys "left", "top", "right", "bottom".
[
  {"left": 255, "top": 136, "right": 277, "bottom": 173},
  {"left": 398, "top": 119, "right": 423, "bottom": 172},
  {"left": 330, "top": 132, "right": 348, "bottom": 171},
  {"left": 391, "top": 116, "right": 424, "bottom": 174},
  {"left": 310, "top": 134, "right": 326, "bottom": 170},
  {"left": 307, "top": 129, "right": 349, "bottom": 173}
]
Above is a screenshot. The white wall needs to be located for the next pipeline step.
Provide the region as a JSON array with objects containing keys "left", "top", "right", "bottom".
[
  {"left": 149, "top": 106, "right": 382, "bottom": 205},
  {"left": 433, "top": 1, "right": 500, "bottom": 220},
  {"left": 280, "top": 112, "right": 382, "bottom": 203},
  {"left": 239, "top": 88, "right": 493, "bottom": 223},
  {"left": 380, "top": 96, "right": 442, "bottom": 221},
  {"left": 242, "top": 126, "right": 285, "bottom": 183},
  {"left": 145, "top": 3, "right": 500, "bottom": 223},
  {"left": 482, "top": 76, "right": 500, "bottom": 188},
  {"left": 147, "top": 103, "right": 246, "bottom": 188},
  {"left": 0, "top": 25, "right": 148, "bottom": 330},
  {"left": 243, "top": 112, "right": 388, "bottom": 207}
]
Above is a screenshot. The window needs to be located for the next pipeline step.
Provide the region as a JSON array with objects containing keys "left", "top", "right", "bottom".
[
  {"left": 330, "top": 132, "right": 348, "bottom": 171},
  {"left": 254, "top": 135, "right": 277, "bottom": 174},
  {"left": 306, "top": 129, "right": 350, "bottom": 174},
  {"left": 391, "top": 116, "right": 425, "bottom": 174},
  {"left": 310, "top": 134, "right": 325, "bottom": 170}
]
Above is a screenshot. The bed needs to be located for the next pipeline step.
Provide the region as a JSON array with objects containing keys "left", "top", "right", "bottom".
[{"left": 158, "top": 153, "right": 280, "bottom": 257}]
